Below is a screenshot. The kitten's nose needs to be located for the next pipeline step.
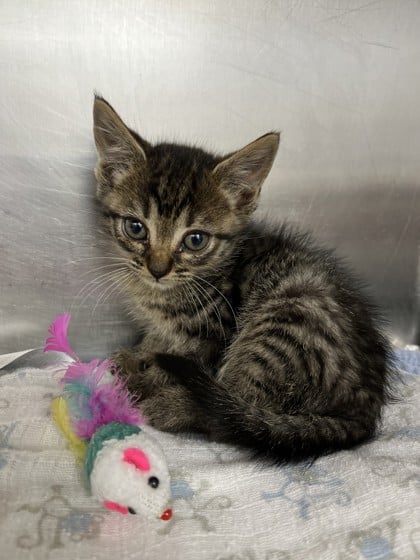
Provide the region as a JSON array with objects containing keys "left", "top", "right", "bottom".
[
  {"left": 147, "top": 255, "right": 172, "bottom": 280},
  {"left": 148, "top": 265, "right": 168, "bottom": 280}
]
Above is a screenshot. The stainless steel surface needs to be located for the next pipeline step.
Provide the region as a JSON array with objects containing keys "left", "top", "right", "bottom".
[{"left": 1, "top": 1, "right": 419, "bottom": 357}]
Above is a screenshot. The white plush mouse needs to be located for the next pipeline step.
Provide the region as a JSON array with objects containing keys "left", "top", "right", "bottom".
[{"left": 45, "top": 313, "right": 172, "bottom": 522}]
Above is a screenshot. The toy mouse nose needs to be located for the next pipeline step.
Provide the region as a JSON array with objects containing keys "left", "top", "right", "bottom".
[{"left": 160, "top": 508, "right": 172, "bottom": 521}]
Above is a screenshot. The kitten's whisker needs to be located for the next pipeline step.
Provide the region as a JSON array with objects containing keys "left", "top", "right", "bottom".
[
  {"left": 73, "top": 255, "right": 128, "bottom": 260},
  {"left": 180, "top": 284, "right": 200, "bottom": 337},
  {"left": 73, "top": 274, "right": 127, "bottom": 316},
  {"left": 68, "top": 256, "right": 128, "bottom": 264},
  {"left": 84, "top": 266, "right": 127, "bottom": 282},
  {"left": 79, "top": 273, "right": 128, "bottom": 318},
  {"left": 192, "top": 274, "right": 239, "bottom": 332},
  {"left": 187, "top": 280, "right": 214, "bottom": 337},
  {"left": 102, "top": 272, "right": 135, "bottom": 313},
  {"left": 191, "top": 283, "right": 211, "bottom": 338},
  {"left": 71, "top": 274, "right": 113, "bottom": 309},
  {"left": 182, "top": 283, "right": 208, "bottom": 339},
  {"left": 74, "top": 268, "right": 127, "bottom": 301},
  {"left": 91, "top": 271, "right": 132, "bottom": 317},
  {"left": 71, "top": 269, "right": 127, "bottom": 316},
  {"left": 190, "top": 278, "right": 223, "bottom": 333},
  {"left": 77, "top": 262, "right": 129, "bottom": 278},
  {"left": 189, "top": 278, "right": 226, "bottom": 346}
]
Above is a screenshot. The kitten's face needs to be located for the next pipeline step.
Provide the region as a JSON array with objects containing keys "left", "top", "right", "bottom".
[
  {"left": 99, "top": 146, "right": 244, "bottom": 290},
  {"left": 93, "top": 97, "right": 279, "bottom": 292}
]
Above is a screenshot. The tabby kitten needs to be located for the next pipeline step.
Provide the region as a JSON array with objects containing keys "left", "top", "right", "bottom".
[{"left": 93, "top": 96, "right": 393, "bottom": 463}]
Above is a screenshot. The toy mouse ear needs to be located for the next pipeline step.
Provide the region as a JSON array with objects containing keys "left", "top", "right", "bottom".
[{"left": 123, "top": 448, "right": 150, "bottom": 472}]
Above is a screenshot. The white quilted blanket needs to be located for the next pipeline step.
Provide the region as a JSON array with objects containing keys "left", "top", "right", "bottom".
[{"left": 0, "top": 349, "right": 419, "bottom": 559}]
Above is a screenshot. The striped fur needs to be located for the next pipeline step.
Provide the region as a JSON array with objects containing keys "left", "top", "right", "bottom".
[{"left": 93, "top": 96, "right": 394, "bottom": 463}]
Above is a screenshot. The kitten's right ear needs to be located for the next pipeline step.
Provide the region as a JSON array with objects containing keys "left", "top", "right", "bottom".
[{"left": 93, "top": 96, "right": 148, "bottom": 191}]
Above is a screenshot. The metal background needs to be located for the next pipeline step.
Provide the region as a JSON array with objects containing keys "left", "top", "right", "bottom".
[{"left": 1, "top": 1, "right": 419, "bottom": 358}]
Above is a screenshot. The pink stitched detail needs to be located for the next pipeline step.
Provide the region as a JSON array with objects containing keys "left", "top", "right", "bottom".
[
  {"left": 123, "top": 447, "right": 150, "bottom": 471},
  {"left": 103, "top": 500, "right": 128, "bottom": 514}
]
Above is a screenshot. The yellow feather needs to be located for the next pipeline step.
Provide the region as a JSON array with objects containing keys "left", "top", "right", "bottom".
[{"left": 51, "top": 396, "right": 87, "bottom": 463}]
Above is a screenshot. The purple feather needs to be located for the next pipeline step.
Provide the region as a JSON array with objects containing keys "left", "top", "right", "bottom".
[
  {"left": 44, "top": 313, "right": 77, "bottom": 358},
  {"left": 62, "top": 357, "right": 143, "bottom": 439},
  {"left": 46, "top": 313, "right": 143, "bottom": 439},
  {"left": 63, "top": 358, "right": 105, "bottom": 386},
  {"left": 78, "top": 371, "right": 142, "bottom": 438}
]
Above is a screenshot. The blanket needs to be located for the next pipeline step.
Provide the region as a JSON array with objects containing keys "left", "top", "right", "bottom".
[{"left": 0, "top": 349, "right": 419, "bottom": 559}]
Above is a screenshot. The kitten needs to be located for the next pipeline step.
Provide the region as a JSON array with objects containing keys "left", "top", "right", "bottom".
[{"left": 93, "top": 96, "right": 394, "bottom": 463}]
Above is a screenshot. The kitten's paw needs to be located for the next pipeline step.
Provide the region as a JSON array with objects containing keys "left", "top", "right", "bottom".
[
  {"left": 111, "top": 351, "right": 173, "bottom": 400},
  {"left": 140, "top": 387, "right": 203, "bottom": 433},
  {"left": 110, "top": 350, "right": 152, "bottom": 376}
]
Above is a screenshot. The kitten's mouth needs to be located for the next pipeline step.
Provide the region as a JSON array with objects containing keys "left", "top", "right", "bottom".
[
  {"left": 130, "top": 265, "right": 179, "bottom": 291},
  {"left": 141, "top": 276, "right": 174, "bottom": 290}
]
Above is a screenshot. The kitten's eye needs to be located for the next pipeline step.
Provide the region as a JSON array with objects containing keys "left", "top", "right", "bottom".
[
  {"left": 122, "top": 218, "right": 147, "bottom": 241},
  {"left": 183, "top": 232, "right": 209, "bottom": 251}
]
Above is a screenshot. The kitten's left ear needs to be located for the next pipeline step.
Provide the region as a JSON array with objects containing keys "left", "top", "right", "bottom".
[{"left": 212, "top": 133, "right": 279, "bottom": 213}]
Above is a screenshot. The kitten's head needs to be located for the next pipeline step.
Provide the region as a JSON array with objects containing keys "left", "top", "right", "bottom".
[{"left": 93, "top": 96, "right": 279, "bottom": 291}]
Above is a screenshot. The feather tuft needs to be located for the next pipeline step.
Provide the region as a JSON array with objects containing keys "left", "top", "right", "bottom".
[
  {"left": 46, "top": 313, "right": 143, "bottom": 440},
  {"left": 44, "top": 313, "right": 77, "bottom": 358},
  {"left": 61, "top": 358, "right": 143, "bottom": 439}
]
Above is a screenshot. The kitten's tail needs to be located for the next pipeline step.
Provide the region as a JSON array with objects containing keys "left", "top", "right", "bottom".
[{"left": 156, "top": 354, "right": 375, "bottom": 464}]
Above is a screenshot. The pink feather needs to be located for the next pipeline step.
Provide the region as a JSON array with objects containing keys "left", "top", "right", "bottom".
[
  {"left": 63, "top": 358, "right": 106, "bottom": 386},
  {"left": 44, "top": 313, "right": 77, "bottom": 358},
  {"left": 46, "top": 313, "right": 143, "bottom": 439},
  {"left": 64, "top": 358, "right": 143, "bottom": 439}
]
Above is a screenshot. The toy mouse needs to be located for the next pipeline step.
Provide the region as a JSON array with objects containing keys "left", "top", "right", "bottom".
[{"left": 44, "top": 313, "right": 172, "bottom": 521}]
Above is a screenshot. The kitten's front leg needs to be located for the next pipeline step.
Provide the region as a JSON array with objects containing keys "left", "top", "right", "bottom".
[
  {"left": 112, "top": 348, "right": 206, "bottom": 432},
  {"left": 111, "top": 334, "right": 173, "bottom": 399},
  {"left": 112, "top": 335, "right": 208, "bottom": 432},
  {"left": 140, "top": 386, "right": 206, "bottom": 433}
]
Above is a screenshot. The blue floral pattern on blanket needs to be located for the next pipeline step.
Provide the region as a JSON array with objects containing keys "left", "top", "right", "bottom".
[
  {"left": 170, "top": 479, "right": 195, "bottom": 501},
  {"left": 261, "top": 463, "right": 351, "bottom": 520}
]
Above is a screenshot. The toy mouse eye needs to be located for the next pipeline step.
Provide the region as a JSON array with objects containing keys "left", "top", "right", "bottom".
[{"left": 148, "top": 476, "right": 160, "bottom": 489}]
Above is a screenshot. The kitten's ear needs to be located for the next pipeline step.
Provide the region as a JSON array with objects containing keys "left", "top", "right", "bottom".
[
  {"left": 93, "top": 96, "right": 148, "bottom": 190},
  {"left": 212, "top": 133, "right": 279, "bottom": 213}
]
